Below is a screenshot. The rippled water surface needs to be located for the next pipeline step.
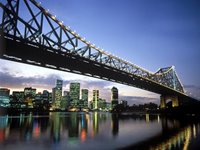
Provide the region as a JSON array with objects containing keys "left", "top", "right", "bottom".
[{"left": 0, "top": 112, "right": 200, "bottom": 150}]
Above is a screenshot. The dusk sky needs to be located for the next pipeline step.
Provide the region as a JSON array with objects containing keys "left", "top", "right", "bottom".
[{"left": 0, "top": 0, "right": 200, "bottom": 104}]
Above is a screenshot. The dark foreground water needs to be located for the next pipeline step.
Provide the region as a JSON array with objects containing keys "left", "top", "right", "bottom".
[{"left": 0, "top": 112, "right": 200, "bottom": 150}]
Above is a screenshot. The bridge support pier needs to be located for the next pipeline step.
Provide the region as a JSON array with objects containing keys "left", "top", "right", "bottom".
[{"left": 160, "top": 95, "right": 179, "bottom": 109}]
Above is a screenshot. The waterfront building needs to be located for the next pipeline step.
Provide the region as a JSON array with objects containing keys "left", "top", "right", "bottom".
[
  {"left": 52, "top": 80, "right": 63, "bottom": 109},
  {"left": 81, "top": 89, "right": 88, "bottom": 108},
  {"left": 42, "top": 90, "right": 49, "bottom": 101},
  {"left": 49, "top": 92, "right": 52, "bottom": 103},
  {"left": 98, "top": 98, "right": 106, "bottom": 110},
  {"left": 56, "top": 80, "right": 63, "bottom": 90},
  {"left": 24, "top": 87, "right": 36, "bottom": 108},
  {"left": 12, "top": 91, "right": 24, "bottom": 102},
  {"left": 24, "top": 87, "right": 36, "bottom": 98},
  {"left": 106, "top": 102, "right": 112, "bottom": 111},
  {"left": 89, "top": 100, "right": 93, "bottom": 110},
  {"left": 93, "top": 90, "right": 99, "bottom": 110},
  {"left": 70, "top": 83, "right": 80, "bottom": 108},
  {"left": 111, "top": 87, "right": 118, "bottom": 109},
  {"left": 120, "top": 100, "right": 128, "bottom": 108},
  {"left": 61, "top": 91, "right": 71, "bottom": 110},
  {"left": 10, "top": 91, "right": 25, "bottom": 108},
  {"left": 0, "top": 88, "right": 10, "bottom": 107}
]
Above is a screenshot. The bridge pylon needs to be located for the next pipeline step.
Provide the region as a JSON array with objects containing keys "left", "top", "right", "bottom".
[{"left": 160, "top": 95, "right": 179, "bottom": 108}]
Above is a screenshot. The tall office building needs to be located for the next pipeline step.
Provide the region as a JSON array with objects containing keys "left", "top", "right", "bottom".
[
  {"left": 42, "top": 90, "right": 49, "bottom": 101},
  {"left": 81, "top": 89, "right": 88, "bottom": 108},
  {"left": 52, "top": 80, "right": 63, "bottom": 109},
  {"left": 24, "top": 87, "right": 36, "bottom": 108},
  {"left": 61, "top": 91, "right": 71, "bottom": 110},
  {"left": 111, "top": 87, "right": 118, "bottom": 109},
  {"left": 56, "top": 80, "right": 63, "bottom": 90},
  {"left": 70, "top": 83, "right": 80, "bottom": 108},
  {"left": 24, "top": 87, "right": 36, "bottom": 98},
  {"left": 0, "top": 88, "right": 10, "bottom": 107},
  {"left": 93, "top": 90, "right": 99, "bottom": 109},
  {"left": 111, "top": 87, "right": 118, "bottom": 101},
  {"left": 12, "top": 91, "right": 24, "bottom": 102}
]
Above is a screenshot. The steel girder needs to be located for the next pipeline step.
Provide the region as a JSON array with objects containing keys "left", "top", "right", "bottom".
[{"left": 0, "top": 0, "right": 185, "bottom": 94}]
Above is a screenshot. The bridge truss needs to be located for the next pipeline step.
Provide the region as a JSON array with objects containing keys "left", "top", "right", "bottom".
[{"left": 0, "top": 0, "right": 185, "bottom": 94}]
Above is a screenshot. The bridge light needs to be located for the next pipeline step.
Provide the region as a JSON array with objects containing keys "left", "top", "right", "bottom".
[
  {"left": 37, "top": 2, "right": 41, "bottom": 6},
  {"left": 45, "top": 9, "right": 49, "bottom": 13},
  {"left": 51, "top": 15, "right": 56, "bottom": 20},
  {"left": 59, "top": 21, "right": 63, "bottom": 25}
]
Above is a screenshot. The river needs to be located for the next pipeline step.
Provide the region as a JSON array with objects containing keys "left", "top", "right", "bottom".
[{"left": 0, "top": 112, "right": 200, "bottom": 150}]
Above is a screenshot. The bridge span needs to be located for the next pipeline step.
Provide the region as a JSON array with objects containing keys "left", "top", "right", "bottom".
[{"left": 0, "top": 0, "right": 197, "bottom": 108}]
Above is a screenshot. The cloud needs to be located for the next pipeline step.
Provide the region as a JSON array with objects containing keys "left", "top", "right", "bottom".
[
  {"left": 184, "top": 85, "right": 200, "bottom": 90},
  {"left": 0, "top": 70, "right": 62, "bottom": 90},
  {"left": 120, "top": 96, "right": 159, "bottom": 105},
  {"left": 184, "top": 85, "right": 200, "bottom": 100},
  {"left": 0, "top": 70, "right": 112, "bottom": 99}
]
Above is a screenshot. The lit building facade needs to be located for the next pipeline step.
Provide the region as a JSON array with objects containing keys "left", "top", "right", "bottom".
[
  {"left": 42, "top": 90, "right": 49, "bottom": 101},
  {"left": 56, "top": 80, "right": 63, "bottom": 90},
  {"left": 0, "top": 88, "right": 10, "bottom": 107},
  {"left": 12, "top": 91, "right": 24, "bottom": 102},
  {"left": 11, "top": 91, "right": 25, "bottom": 108},
  {"left": 93, "top": 90, "right": 99, "bottom": 109},
  {"left": 52, "top": 80, "right": 63, "bottom": 109},
  {"left": 24, "top": 87, "right": 36, "bottom": 98},
  {"left": 70, "top": 83, "right": 80, "bottom": 108},
  {"left": 61, "top": 91, "right": 70, "bottom": 110},
  {"left": 98, "top": 98, "right": 106, "bottom": 110},
  {"left": 111, "top": 87, "right": 118, "bottom": 109},
  {"left": 81, "top": 89, "right": 88, "bottom": 108},
  {"left": 24, "top": 87, "right": 36, "bottom": 108}
]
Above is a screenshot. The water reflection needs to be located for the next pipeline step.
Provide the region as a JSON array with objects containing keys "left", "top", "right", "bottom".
[{"left": 0, "top": 112, "right": 199, "bottom": 150}]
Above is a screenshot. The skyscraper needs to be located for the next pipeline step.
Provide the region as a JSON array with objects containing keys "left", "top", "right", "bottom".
[
  {"left": 0, "top": 88, "right": 10, "bottom": 107},
  {"left": 12, "top": 91, "right": 24, "bottom": 102},
  {"left": 61, "top": 91, "right": 71, "bottom": 110},
  {"left": 24, "top": 87, "right": 36, "bottom": 108},
  {"left": 111, "top": 87, "right": 118, "bottom": 101},
  {"left": 52, "top": 80, "right": 63, "bottom": 109},
  {"left": 111, "top": 87, "right": 118, "bottom": 110},
  {"left": 24, "top": 87, "right": 36, "bottom": 98},
  {"left": 70, "top": 83, "right": 80, "bottom": 108},
  {"left": 93, "top": 90, "right": 99, "bottom": 109},
  {"left": 56, "top": 80, "right": 63, "bottom": 90},
  {"left": 81, "top": 89, "right": 88, "bottom": 108}
]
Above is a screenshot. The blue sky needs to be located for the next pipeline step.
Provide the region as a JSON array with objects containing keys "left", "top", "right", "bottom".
[{"left": 0, "top": 0, "right": 200, "bottom": 104}]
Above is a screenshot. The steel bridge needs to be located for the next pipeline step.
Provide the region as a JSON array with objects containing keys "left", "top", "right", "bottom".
[{"left": 0, "top": 0, "right": 196, "bottom": 108}]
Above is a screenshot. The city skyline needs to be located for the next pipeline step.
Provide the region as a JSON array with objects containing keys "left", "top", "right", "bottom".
[
  {"left": 1, "top": 79, "right": 148, "bottom": 105},
  {"left": 0, "top": 0, "right": 200, "bottom": 103}
]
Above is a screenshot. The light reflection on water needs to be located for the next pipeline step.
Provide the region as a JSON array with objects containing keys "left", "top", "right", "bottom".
[{"left": 0, "top": 112, "right": 199, "bottom": 150}]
